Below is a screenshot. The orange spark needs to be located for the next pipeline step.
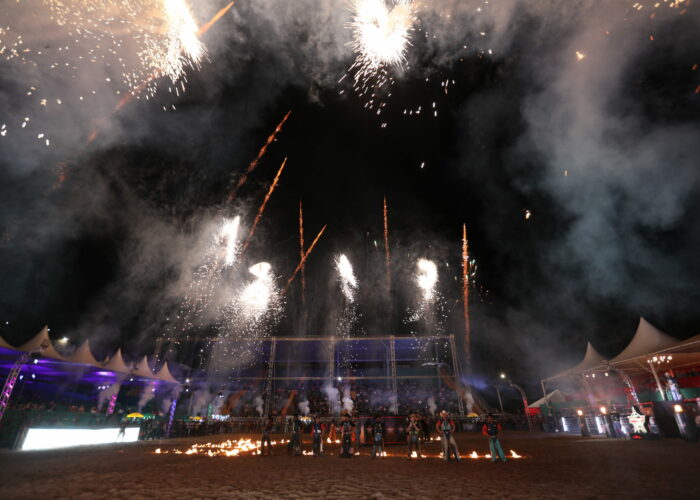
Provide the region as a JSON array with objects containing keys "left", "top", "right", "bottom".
[
  {"left": 228, "top": 110, "right": 292, "bottom": 203},
  {"left": 299, "top": 200, "right": 306, "bottom": 305},
  {"left": 284, "top": 224, "right": 328, "bottom": 294},
  {"left": 198, "top": 1, "right": 235, "bottom": 36},
  {"left": 240, "top": 157, "right": 288, "bottom": 254}
]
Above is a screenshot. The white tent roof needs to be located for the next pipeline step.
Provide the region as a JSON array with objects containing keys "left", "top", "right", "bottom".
[
  {"left": 543, "top": 342, "right": 605, "bottom": 381},
  {"left": 154, "top": 362, "right": 180, "bottom": 384},
  {"left": 0, "top": 336, "right": 16, "bottom": 350},
  {"left": 530, "top": 389, "right": 567, "bottom": 408},
  {"left": 132, "top": 356, "right": 156, "bottom": 379},
  {"left": 68, "top": 340, "right": 102, "bottom": 367},
  {"left": 102, "top": 349, "right": 131, "bottom": 374},
  {"left": 609, "top": 317, "right": 678, "bottom": 364},
  {"left": 18, "top": 326, "right": 65, "bottom": 361}
]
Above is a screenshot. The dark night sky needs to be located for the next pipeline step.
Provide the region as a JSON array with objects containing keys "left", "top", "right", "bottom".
[{"left": 1, "top": 1, "right": 699, "bottom": 395}]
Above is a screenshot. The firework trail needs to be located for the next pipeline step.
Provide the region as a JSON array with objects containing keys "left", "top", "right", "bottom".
[
  {"left": 383, "top": 196, "right": 392, "bottom": 294},
  {"left": 334, "top": 254, "right": 358, "bottom": 303},
  {"left": 299, "top": 200, "right": 306, "bottom": 306},
  {"left": 461, "top": 224, "right": 471, "bottom": 368},
  {"left": 197, "top": 1, "right": 235, "bottom": 36},
  {"left": 227, "top": 110, "right": 292, "bottom": 203},
  {"left": 284, "top": 224, "right": 328, "bottom": 294},
  {"left": 240, "top": 157, "right": 288, "bottom": 254}
]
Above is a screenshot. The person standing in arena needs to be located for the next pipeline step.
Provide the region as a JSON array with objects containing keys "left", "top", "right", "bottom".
[
  {"left": 407, "top": 414, "right": 422, "bottom": 458},
  {"left": 261, "top": 416, "right": 274, "bottom": 456},
  {"left": 289, "top": 414, "right": 303, "bottom": 456},
  {"left": 436, "top": 410, "right": 461, "bottom": 461},
  {"left": 482, "top": 414, "right": 507, "bottom": 462},
  {"left": 311, "top": 415, "right": 325, "bottom": 456},
  {"left": 371, "top": 415, "right": 385, "bottom": 458},
  {"left": 339, "top": 413, "right": 355, "bottom": 458}
]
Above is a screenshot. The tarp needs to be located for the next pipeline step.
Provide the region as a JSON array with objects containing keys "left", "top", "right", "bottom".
[
  {"left": 609, "top": 318, "right": 678, "bottom": 364},
  {"left": 68, "top": 340, "right": 102, "bottom": 367},
  {"left": 18, "top": 326, "right": 66, "bottom": 361},
  {"left": 543, "top": 342, "right": 605, "bottom": 381},
  {"left": 131, "top": 355, "right": 155, "bottom": 379},
  {"left": 154, "top": 361, "right": 180, "bottom": 384},
  {"left": 102, "top": 349, "right": 131, "bottom": 374},
  {"left": 530, "top": 389, "right": 567, "bottom": 408}
]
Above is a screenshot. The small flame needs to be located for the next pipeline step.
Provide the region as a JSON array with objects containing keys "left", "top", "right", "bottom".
[{"left": 510, "top": 450, "right": 522, "bottom": 458}]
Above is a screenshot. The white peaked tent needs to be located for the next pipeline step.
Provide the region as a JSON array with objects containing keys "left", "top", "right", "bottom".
[
  {"left": 154, "top": 362, "right": 180, "bottom": 384},
  {"left": 530, "top": 389, "right": 567, "bottom": 408},
  {"left": 132, "top": 355, "right": 156, "bottom": 379},
  {"left": 18, "top": 326, "right": 65, "bottom": 361},
  {"left": 543, "top": 342, "right": 605, "bottom": 382},
  {"left": 608, "top": 317, "right": 678, "bottom": 365},
  {"left": 102, "top": 349, "right": 131, "bottom": 374},
  {"left": 68, "top": 340, "right": 102, "bottom": 367}
]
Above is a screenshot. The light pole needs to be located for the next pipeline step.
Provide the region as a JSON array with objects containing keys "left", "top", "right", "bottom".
[{"left": 495, "top": 373, "right": 506, "bottom": 414}]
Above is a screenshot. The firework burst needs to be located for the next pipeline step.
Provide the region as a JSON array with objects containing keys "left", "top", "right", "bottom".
[
  {"left": 347, "top": 0, "right": 416, "bottom": 94},
  {"left": 237, "top": 262, "right": 279, "bottom": 322},
  {"left": 416, "top": 258, "right": 438, "bottom": 303},
  {"left": 334, "top": 254, "right": 358, "bottom": 303}
]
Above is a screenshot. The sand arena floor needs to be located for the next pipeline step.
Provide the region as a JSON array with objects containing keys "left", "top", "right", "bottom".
[{"left": 0, "top": 431, "right": 697, "bottom": 499}]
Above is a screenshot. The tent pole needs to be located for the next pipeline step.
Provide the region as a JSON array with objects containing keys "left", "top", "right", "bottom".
[
  {"left": 540, "top": 380, "right": 548, "bottom": 417},
  {"left": 647, "top": 361, "right": 666, "bottom": 401}
]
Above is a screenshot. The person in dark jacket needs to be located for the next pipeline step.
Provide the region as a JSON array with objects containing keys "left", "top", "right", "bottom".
[
  {"left": 311, "top": 415, "right": 325, "bottom": 456},
  {"left": 482, "top": 414, "right": 507, "bottom": 462},
  {"left": 371, "top": 415, "right": 385, "bottom": 458},
  {"left": 261, "top": 417, "right": 274, "bottom": 456},
  {"left": 339, "top": 413, "right": 355, "bottom": 458}
]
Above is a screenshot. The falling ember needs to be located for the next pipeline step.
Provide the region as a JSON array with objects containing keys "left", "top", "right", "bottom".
[
  {"left": 335, "top": 254, "right": 359, "bottom": 303},
  {"left": 576, "top": 51, "right": 586, "bottom": 61},
  {"left": 524, "top": 210, "right": 532, "bottom": 220},
  {"left": 241, "top": 158, "right": 288, "bottom": 254},
  {"left": 228, "top": 110, "right": 292, "bottom": 203},
  {"left": 416, "top": 258, "right": 438, "bottom": 303},
  {"left": 284, "top": 224, "right": 328, "bottom": 294},
  {"left": 348, "top": 0, "right": 416, "bottom": 84}
]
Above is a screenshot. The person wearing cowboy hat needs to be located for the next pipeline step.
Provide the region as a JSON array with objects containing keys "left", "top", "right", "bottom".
[
  {"left": 406, "top": 413, "right": 422, "bottom": 458},
  {"left": 436, "top": 410, "right": 461, "bottom": 461},
  {"left": 339, "top": 412, "right": 355, "bottom": 458}
]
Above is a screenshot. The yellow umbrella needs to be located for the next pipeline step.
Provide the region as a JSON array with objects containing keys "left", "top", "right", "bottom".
[{"left": 126, "top": 412, "right": 145, "bottom": 419}]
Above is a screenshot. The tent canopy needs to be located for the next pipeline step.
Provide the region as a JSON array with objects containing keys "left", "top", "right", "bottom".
[
  {"left": 102, "top": 349, "right": 131, "bottom": 374},
  {"left": 154, "top": 361, "right": 180, "bottom": 384},
  {"left": 132, "top": 355, "right": 155, "bottom": 379},
  {"left": 609, "top": 317, "right": 678, "bottom": 364},
  {"left": 18, "top": 326, "right": 65, "bottom": 361},
  {"left": 530, "top": 389, "right": 567, "bottom": 408},
  {"left": 543, "top": 342, "right": 605, "bottom": 382},
  {"left": 68, "top": 340, "right": 102, "bottom": 367}
]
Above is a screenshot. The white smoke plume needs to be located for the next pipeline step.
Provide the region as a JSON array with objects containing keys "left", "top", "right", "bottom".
[
  {"left": 97, "top": 380, "right": 123, "bottom": 411},
  {"left": 191, "top": 388, "right": 213, "bottom": 417},
  {"left": 138, "top": 382, "right": 158, "bottom": 412},
  {"left": 298, "top": 398, "right": 310, "bottom": 416},
  {"left": 342, "top": 386, "right": 354, "bottom": 414},
  {"left": 427, "top": 396, "right": 437, "bottom": 416},
  {"left": 323, "top": 385, "right": 341, "bottom": 415},
  {"left": 161, "top": 384, "right": 184, "bottom": 414},
  {"left": 254, "top": 396, "right": 264, "bottom": 416}
]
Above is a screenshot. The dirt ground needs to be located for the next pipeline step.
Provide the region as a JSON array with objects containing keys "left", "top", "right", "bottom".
[{"left": 0, "top": 431, "right": 696, "bottom": 499}]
